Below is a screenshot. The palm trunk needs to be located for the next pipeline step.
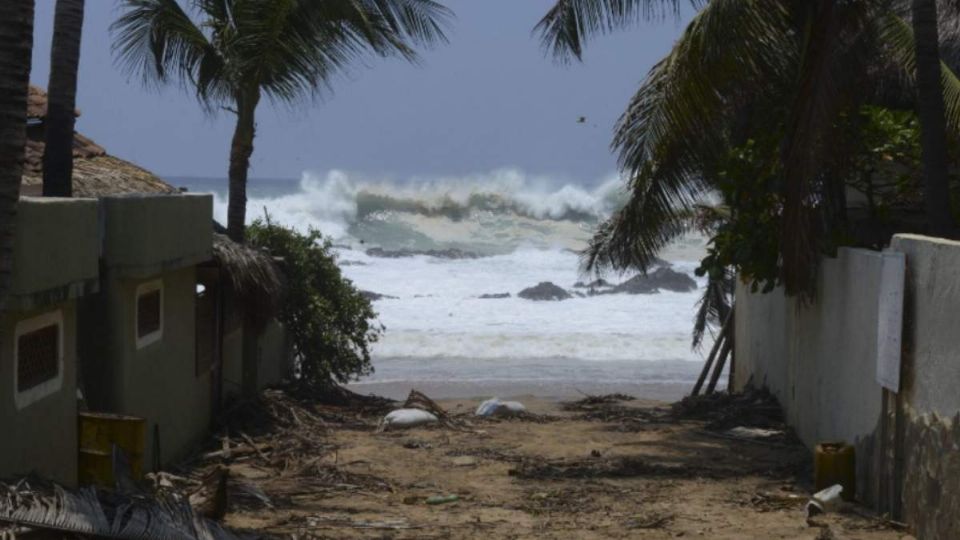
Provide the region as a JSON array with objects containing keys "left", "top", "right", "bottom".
[
  {"left": 226, "top": 88, "right": 260, "bottom": 243},
  {"left": 0, "top": 0, "right": 35, "bottom": 311},
  {"left": 912, "top": 0, "right": 955, "bottom": 236},
  {"left": 43, "top": 0, "right": 85, "bottom": 198}
]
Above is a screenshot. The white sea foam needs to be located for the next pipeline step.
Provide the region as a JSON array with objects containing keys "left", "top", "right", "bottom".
[
  {"left": 195, "top": 169, "right": 713, "bottom": 398},
  {"left": 337, "top": 248, "right": 706, "bottom": 364}
]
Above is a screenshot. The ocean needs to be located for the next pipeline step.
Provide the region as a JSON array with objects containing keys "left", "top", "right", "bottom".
[{"left": 175, "top": 170, "right": 713, "bottom": 401}]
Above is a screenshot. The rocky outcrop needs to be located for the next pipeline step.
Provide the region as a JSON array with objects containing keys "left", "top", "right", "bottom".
[
  {"left": 361, "top": 290, "right": 398, "bottom": 301},
  {"left": 573, "top": 279, "right": 613, "bottom": 289},
  {"left": 479, "top": 293, "right": 511, "bottom": 299},
  {"left": 518, "top": 282, "right": 571, "bottom": 301},
  {"left": 610, "top": 267, "right": 697, "bottom": 295},
  {"left": 365, "top": 247, "right": 480, "bottom": 259}
]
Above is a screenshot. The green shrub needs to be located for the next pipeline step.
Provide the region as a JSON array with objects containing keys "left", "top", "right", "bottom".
[{"left": 247, "top": 218, "right": 382, "bottom": 386}]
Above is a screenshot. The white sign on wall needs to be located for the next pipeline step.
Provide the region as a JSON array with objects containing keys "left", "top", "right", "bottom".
[{"left": 876, "top": 251, "right": 906, "bottom": 393}]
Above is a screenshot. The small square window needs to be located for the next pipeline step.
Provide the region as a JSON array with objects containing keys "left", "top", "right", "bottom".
[
  {"left": 13, "top": 310, "right": 64, "bottom": 409},
  {"left": 17, "top": 325, "right": 59, "bottom": 392},
  {"left": 135, "top": 280, "right": 163, "bottom": 349}
]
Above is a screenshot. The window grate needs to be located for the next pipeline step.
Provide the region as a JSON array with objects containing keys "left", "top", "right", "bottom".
[
  {"left": 17, "top": 324, "right": 59, "bottom": 392},
  {"left": 137, "top": 289, "right": 161, "bottom": 339}
]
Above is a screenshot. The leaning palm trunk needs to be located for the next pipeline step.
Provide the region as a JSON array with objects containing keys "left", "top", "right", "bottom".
[
  {"left": 0, "top": 0, "right": 35, "bottom": 312},
  {"left": 43, "top": 0, "right": 86, "bottom": 198},
  {"left": 911, "top": 0, "right": 955, "bottom": 236}
]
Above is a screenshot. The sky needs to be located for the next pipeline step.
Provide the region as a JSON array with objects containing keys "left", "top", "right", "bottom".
[{"left": 30, "top": 0, "right": 691, "bottom": 184}]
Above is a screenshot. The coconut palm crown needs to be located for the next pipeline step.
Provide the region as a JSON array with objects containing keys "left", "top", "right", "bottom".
[
  {"left": 112, "top": 0, "right": 452, "bottom": 242},
  {"left": 536, "top": 0, "right": 960, "bottom": 344},
  {"left": 538, "top": 0, "right": 960, "bottom": 286}
]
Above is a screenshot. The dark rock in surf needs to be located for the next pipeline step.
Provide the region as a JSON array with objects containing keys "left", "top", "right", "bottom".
[
  {"left": 573, "top": 279, "right": 613, "bottom": 289},
  {"left": 361, "top": 290, "right": 398, "bottom": 301},
  {"left": 479, "top": 293, "right": 511, "bottom": 299},
  {"left": 365, "top": 247, "right": 481, "bottom": 260},
  {"left": 611, "top": 267, "right": 697, "bottom": 295},
  {"left": 518, "top": 282, "right": 572, "bottom": 301},
  {"left": 340, "top": 260, "right": 368, "bottom": 266}
]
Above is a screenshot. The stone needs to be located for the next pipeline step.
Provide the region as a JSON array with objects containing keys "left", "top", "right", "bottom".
[{"left": 518, "top": 282, "right": 572, "bottom": 301}]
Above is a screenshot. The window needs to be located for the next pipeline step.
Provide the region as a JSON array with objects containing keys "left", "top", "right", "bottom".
[
  {"left": 136, "top": 280, "right": 163, "bottom": 349},
  {"left": 14, "top": 310, "right": 64, "bottom": 409}
]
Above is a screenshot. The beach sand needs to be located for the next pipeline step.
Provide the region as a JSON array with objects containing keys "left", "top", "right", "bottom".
[{"left": 200, "top": 392, "right": 912, "bottom": 539}]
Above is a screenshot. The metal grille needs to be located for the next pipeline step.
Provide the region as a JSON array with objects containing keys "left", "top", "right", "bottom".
[
  {"left": 137, "top": 289, "right": 161, "bottom": 338},
  {"left": 17, "top": 324, "right": 59, "bottom": 392}
]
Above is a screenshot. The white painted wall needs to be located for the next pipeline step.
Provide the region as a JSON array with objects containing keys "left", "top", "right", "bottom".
[{"left": 734, "top": 248, "right": 886, "bottom": 448}]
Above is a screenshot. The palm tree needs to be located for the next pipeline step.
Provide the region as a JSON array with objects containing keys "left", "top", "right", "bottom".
[
  {"left": 112, "top": 0, "right": 452, "bottom": 243},
  {"left": 43, "top": 0, "right": 86, "bottom": 198},
  {"left": 911, "top": 0, "right": 955, "bottom": 235},
  {"left": 0, "top": 0, "right": 36, "bottom": 311},
  {"left": 539, "top": 1, "right": 960, "bottom": 289},
  {"left": 536, "top": 0, "right": 960, "bottom": 348}
]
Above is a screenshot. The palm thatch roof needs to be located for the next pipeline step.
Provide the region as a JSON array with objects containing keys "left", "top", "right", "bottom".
[
  {"left": 21, "top": 86, "right": 178, "bottom": 197},
  {"left": 212, "top": 233, "right": 284, "bottom": 328}
]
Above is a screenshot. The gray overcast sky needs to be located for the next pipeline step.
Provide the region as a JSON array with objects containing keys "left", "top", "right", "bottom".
[{"left": 30, "top": 1, "right": 691, "bottom": 184}]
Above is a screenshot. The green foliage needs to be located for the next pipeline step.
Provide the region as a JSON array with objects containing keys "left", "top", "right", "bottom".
[
  {"left": 696, "top": 138, "right": 782, "bottom": 295},
  {"left": 844, "top": 106, "right": 923, "bottom": 219},
  {"left": 247, "top": 218, "right": 383, "bottom": 386},
  {"left": 557, "top": 0, "right": 960, "bottom": 296}
]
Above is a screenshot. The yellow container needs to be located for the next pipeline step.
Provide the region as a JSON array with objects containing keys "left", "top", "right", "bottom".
[
  {"left": 78, "top": 412, "right": 146, "bottom": 488},
  {"left": 814, "top": 442, "right": 856, "bottom": 501}
]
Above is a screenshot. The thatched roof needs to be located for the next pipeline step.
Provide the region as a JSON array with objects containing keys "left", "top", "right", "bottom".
[
  {"left": 212, "top": 233, "right": 284, "bottom": 328},
  {"left": 21, "top": 86, "right": 178, "bottom": 197}
]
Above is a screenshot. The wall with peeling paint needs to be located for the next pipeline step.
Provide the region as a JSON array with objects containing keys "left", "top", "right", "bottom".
[{"left": 735, "top": 236, "right": 960, "bottom": 538}]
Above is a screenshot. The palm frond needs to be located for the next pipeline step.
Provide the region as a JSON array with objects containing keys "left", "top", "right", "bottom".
[
  {"left": 231, "top": 0, "right": 452, "bottom": 104},
  {"left": 586, "top": 0, "right": 794, "bottom": 275},
  {"left": 111, "top": 0, "right": 230, "bottom": 104},
  {"left": 876, "top": 11, "right": 960, "bottom": 134},
  {"left": 535, "top": 0, "right": 694, "bottom": 62},
  {"left": 691, "top": 265, "right": 734, "bottom": 349},
  {"left": 0, "top": 478, "right": 248, "bottom": 540}
]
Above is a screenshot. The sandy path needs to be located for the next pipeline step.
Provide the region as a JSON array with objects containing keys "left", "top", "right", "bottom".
[{"left": 206, "top": 394, "right": 913, "bottom": 539}]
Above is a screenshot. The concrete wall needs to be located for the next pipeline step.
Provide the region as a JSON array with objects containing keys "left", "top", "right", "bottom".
[
  {"left": 889, "top": 234, "right": 960, "bottom": 540},
  {"left": 734, "top": 248, "right": 885, "bottom": 453},
  {"left": 8, "top": 197, "right": 98, "bottom": 311},
  {"left": 0, "top": 303, "right": 78, "bottom": 485},
  {"left": 257, "top": 319, "right": 293, "bottom": 389},
  {"left": 80, "top": 194, "right": 215, "bottom": 469},
  {"left": 82, "top": 267, "right": 212, "bottom": 468},
  {"left": 99, "top": 194, "right": 212, "bottom": 278},
  {"left": 735, "top": 236, "right": 960, "bottom": 538},
  {"left": 220, "top": 319, "right": 293, "bottom": 404},
  {"left": 0, "top": 198, "right": 100, "bottom": 485}
]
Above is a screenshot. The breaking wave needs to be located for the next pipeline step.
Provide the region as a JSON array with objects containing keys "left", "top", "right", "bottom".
[{"left": 210, "top": 169, "right": 628, "bottom": 252}]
